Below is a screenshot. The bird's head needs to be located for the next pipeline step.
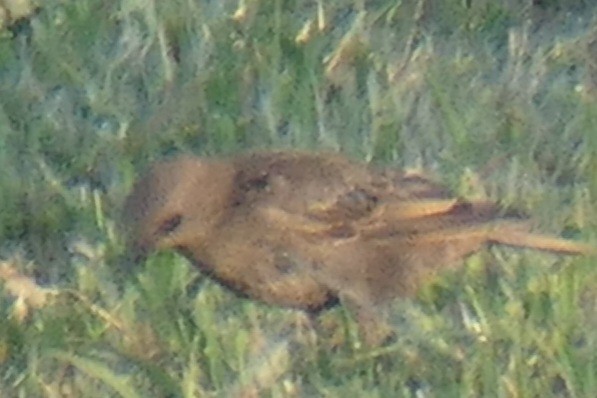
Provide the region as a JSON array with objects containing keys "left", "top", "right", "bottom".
[{"left": 121, "top": 155, "right": 235, "bottom": 262}]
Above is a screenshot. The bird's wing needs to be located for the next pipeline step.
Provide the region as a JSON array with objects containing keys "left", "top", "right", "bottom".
[
  {"left": 356, "top": 198, "right": 506, "bottom": 237},
  {"left": 260, "top": 198, "right": 595, "bottom": 256},
  {"left": 259, "top": 206, "right": 356, "bottom": 240},
  {"left": 256, "top": 162, "right": 501, "bottom": 241},
  {"left": 232, "top": 153, "right": 595, "bottom": 256},
  {"left": 259, "top": 197, "right": 487, "bottom": 241},
  {"left": 303, "top": 169, "right": 456, "bottom": 221},
  {"left": 230, "top": 151, "right": 386, "bottom": 232},
  {"left": 303, "top": 187, "right": 380, "bottom": 224}
]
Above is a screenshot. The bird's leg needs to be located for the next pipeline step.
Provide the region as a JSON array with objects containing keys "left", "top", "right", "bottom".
[
  {"left": 290, "top": 310, "right": 319, "bottom": 348},
  {"left": 338, "top": 293, "right": 395, "bottom": 347}
]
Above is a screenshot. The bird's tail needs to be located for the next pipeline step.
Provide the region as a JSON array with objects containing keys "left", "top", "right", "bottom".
[
  {"left": 369, "top": 199, "right": 596, "bottom": 256},
  {"left": 260, "top": 199, "right": 596, "bottom": 256},
  {"left": 486, "top": 224, "right": 596, "bottom": 255}
]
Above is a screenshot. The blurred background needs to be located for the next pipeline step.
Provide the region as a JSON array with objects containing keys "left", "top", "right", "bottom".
[{"left": 0, "top": 0, "right": 596, "bottom": 396}]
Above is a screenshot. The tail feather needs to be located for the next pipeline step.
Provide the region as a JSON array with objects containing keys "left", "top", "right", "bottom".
[
  {"left": 261, "top": 201, "right": 595, "bottom": 256},
  {"left": 360, "top": 199, "right": 515, "bottom": 238},
  {"left": 487, "top": 226, "right": 596, "bottom": 255}
]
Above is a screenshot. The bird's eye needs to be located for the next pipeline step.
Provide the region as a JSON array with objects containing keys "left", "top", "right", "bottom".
[
  {"left": 244, "top": 172, "right": 269, "bottom": 191},
  {"left": 157, "top": 214, "right": 183, "bottom": 236}
]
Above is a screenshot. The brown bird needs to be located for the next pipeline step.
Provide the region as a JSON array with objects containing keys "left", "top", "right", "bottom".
[{"left": 122, "top": 150, "right": 595, "bottom": 345}]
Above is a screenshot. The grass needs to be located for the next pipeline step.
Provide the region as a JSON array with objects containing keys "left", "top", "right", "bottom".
[{"left": 1, "top": 0, "right": 597, "bottom": 396}]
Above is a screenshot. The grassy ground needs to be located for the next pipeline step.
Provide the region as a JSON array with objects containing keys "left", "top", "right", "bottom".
[{"left": 1, "top": 0, "right": 597, "bottom": 396}]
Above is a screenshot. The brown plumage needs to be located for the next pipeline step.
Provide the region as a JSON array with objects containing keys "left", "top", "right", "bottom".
[{"left": 122, "top": 151, "right": 595, "bottom": 345}]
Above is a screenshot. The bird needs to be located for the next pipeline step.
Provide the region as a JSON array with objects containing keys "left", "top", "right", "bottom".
[{"left": 122, "top": 150, "right": 595, "bottom": 345}]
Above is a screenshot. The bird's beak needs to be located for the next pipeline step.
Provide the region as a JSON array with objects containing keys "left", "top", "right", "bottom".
[{"left": 118, "top": 235, "right": 154, "bottom": 278}]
